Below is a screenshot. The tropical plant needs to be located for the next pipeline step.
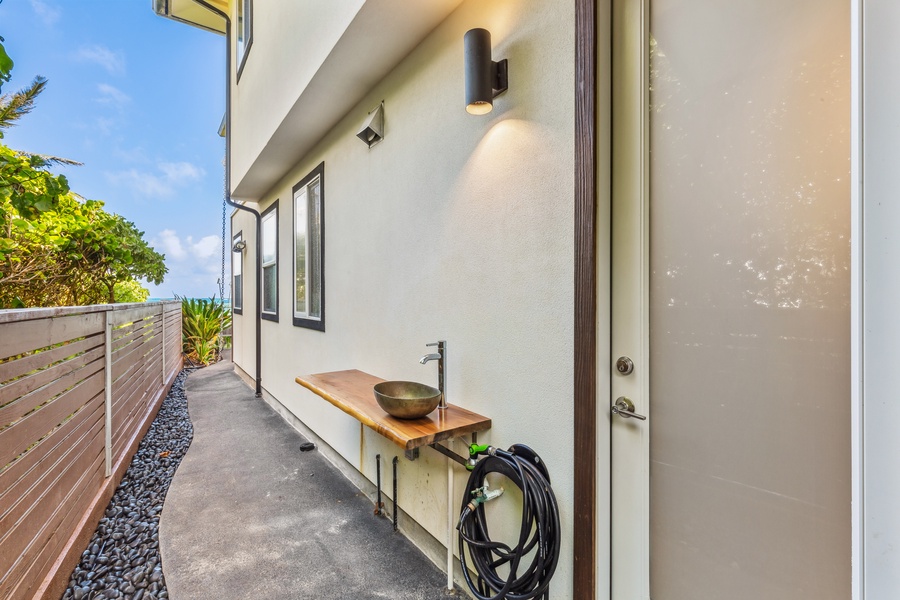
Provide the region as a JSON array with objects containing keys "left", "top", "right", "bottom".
[
  {"left": 114, "top": 279, "right": 150, "bottom": 303},
  {"left": 0, "top": 35, "right": 12, "bottom": 93},
  {"left": 179, "top": 296, "right": 232, "bottom": 366},
  {"left": 0, "top": 193, "right": 166, "bottom": 307},
  {"left": 0, "top": 75, "right": 46, "bottom": 136},
  {"left": 1, "top": 76, "right": 81, "bottom": 222},
  {"left": 0, "top": 75, "right": 166, "bottom": 308}
]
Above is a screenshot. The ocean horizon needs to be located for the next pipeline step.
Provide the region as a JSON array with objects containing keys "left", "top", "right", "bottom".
[{"left": 148, "top": 297, "right": 231, "bottom": 305}]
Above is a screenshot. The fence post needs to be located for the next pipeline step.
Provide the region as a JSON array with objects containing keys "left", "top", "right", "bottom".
[
  {"left": 161, "top": 304, "right": 167, "bottom": 386},
  {"left": 104, "top": 311, "right": 113, "bottom": 477}
]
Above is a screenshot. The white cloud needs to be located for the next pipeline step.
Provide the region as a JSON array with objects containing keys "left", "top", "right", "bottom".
[
  {"left": 105, "top": 161, "right": 206, "bottom": 198},
  {"left": 30, "top": 0, "right": 61, "bottom": 25},
  {"left": 75, "top": 44, "right": 125, "bottom": 75},
  {"left": 106, "top": 169, "right": 174, "bottom": 197},
  {"left": 155, "top": 229, "right": 186, "bottom": 261},
  {"left": 93, "top": 117, "right": 117, "bottom": 136},
  {"left": 152, "top": 230, "right": 221, "bottom": 265},
  {"left": 114, "top": 146, "right": 149, "bottom": 164},
  {"left": 191, "top": 235, "right": 222, "bottom": 263},
  {"left": 96, "top": 84, "right": 131, "bottom": 108},
  {"left": 149, "top": 231, "right": 224, "bottom": 298},
  {"left": 159, "top": 161, "right": 205, "bottom": 185}
]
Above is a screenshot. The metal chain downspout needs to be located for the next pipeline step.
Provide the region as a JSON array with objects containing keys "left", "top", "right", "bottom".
[{"left": 190, "top": 0, "right": 262, "bottom": 396}]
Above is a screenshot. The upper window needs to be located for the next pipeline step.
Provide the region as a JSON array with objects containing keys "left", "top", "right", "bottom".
[
  {"left": 261, "top": 201, "right": 278, "bottom": 321},
  {"left": 236, "top": 0, "right": 253, "bottom": 80},
  {"left": 293, "top": 163, "right": 325, "bottom": 331},
  {"left": 232, "top": 231, "right": 243, "bottom": 314}
]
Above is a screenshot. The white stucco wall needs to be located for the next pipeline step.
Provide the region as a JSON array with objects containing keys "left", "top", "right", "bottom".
[
  {"left": 859, "top": 0, "right": 900, "bottom": 594},
  {"left": 229, "top": 208, "right": 256, "bottom": 381},
  {"left": 231, "top": 0, "right": 576, "bottom": 595},
  {"left": 230, "top": 0, "right": 365, "bottom": 187},
  {"left": 228, "top": 0, "right": 467, "bottom": 199}
]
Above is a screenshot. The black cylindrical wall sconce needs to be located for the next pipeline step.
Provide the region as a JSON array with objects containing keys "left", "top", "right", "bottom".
[{"left": 464, "top": 28, "right": 508, "bottom": 115}]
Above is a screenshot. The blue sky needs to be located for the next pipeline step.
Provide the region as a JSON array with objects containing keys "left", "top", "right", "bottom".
[{"left": 2, "top": 0, "right": 226, "bottom": 299}]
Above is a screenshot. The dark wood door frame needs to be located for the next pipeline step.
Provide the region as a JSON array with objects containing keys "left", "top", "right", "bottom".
[{"left": 574, "top": 0, "right": 598, "bottom": 598}]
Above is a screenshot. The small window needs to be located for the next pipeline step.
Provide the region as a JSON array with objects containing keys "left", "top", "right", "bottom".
[
  {"left": 261, "top": 201, "right": 278, "bottom": 321},
  {"left": 236, "top": 0, "right": 253, "bottom": 80},
  {"left": 232, "top": 231, "right": 243, "bottom": 314},
  {"left": 293, "top": 163, "right": 324, "bottom": 331}
]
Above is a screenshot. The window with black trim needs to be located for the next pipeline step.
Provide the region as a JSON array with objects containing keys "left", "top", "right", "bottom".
[
  {"left": 261, "top": 201, "right": 278, "bottom": 321},
  {"left": 236, "top": 0, "right": 253, "bottom": 80},
  {"left": 232, "top": 231, "right": 243, "bottom": 314},
  {"left": 293, "top": 163, "right": 324, "bottom": 331}
]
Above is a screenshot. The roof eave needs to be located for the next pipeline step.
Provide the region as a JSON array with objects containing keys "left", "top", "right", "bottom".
[{"left": 152, "top": 0, "right": 227, "bottom": 35}]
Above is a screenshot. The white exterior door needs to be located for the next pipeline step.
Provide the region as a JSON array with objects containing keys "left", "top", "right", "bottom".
[{"left": 610, "top": 0, "right": 852, "bottom": 598}]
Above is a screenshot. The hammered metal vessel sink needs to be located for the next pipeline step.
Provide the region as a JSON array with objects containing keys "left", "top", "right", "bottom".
[{"left": 373, "top": 381, "right": 441, "bottom": 419}]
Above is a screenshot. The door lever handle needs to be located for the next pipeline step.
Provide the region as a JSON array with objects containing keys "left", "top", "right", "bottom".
[{"left": 611, "top": 397, "right": 647, "bottom": 421}]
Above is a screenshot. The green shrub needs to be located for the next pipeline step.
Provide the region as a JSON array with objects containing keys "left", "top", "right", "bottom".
[
  {"left": 179, "top": 295, "right": 232, "bottom": 366},
  {"left": 114, "top": 279, "right": 150, "bottom": 303}
]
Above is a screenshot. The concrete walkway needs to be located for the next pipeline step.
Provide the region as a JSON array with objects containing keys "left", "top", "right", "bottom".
[{"left": 159, "top": 359, "right": 459, "bottom": 600}]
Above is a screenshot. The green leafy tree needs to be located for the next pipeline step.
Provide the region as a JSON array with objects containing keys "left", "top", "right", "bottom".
[
  {"left": 0, "top": 143, "right": 73, "bottom": 221},
  {"left": 58, "top": 197, "right": 167, "bottom": 304},
  {"left": 0, "top": 71, "right": 167, "bottom": 307},
  {"left": 0, "top": 36, "right": 12, "bottom": 92},
  {"left": 114, "top": 279, "right": 150, "bottom": 303},
  {"left": 1, "top": 0, "right": 15, "bottom": 91},
  {"left": 0, "top": 77, "right": 77, "bottom": 220},
  {"left": 0, "top": 193, "right": 166, "bottom": 306}
]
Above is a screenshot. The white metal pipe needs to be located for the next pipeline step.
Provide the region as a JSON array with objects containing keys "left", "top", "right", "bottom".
[{"left": 447, "top": 456, "right": 454, "bottom": 591}]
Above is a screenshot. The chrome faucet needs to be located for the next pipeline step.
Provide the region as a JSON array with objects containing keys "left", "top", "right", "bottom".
[{"left": 419, "top": 341, "right": 447, "bottom": 410}]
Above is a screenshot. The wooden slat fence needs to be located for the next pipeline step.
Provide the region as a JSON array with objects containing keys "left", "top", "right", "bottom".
[{"left": 0, "top": 302, "right": 182, "bottom": 600}]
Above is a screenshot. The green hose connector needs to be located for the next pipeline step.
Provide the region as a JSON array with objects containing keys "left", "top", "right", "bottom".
[
  {"left": 469, "top": 443, "right": 490, "bottom": 456},
  {"left": 466, "top": 443, "right": 492, "bottom": 470}
]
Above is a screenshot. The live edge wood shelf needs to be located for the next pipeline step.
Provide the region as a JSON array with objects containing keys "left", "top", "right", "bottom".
[{"left": 295, "top": 369, "right": 491, "bottom": 451}]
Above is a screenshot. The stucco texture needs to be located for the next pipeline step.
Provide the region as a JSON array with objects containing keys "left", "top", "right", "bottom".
[{"left": 231, "top": 0, "right": 576, "bottom": 595}]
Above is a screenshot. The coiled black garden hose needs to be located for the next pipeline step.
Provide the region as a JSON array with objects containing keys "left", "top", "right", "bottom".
[{"left": 457, "top": 444, "right": 561, "bottom": 600}]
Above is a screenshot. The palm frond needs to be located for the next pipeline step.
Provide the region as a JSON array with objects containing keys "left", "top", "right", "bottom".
[
  {"left": 29, "top": 153, "right": 82, "bottom": 167},
  {"left": 0, "top": 76, "right": 47, "bottom": 131}
]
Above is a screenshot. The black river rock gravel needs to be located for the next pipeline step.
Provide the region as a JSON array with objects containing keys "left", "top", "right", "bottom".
[{"left": 62, "top": 368, "right": 194, "bottom": 600}]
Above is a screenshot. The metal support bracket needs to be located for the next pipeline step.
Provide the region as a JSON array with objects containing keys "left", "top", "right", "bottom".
[
  {"left": 492, "top": 59, "right": 509, "bottom": 96},
  {"left": 429, "top": 442, "right": 469, "bottom": 468},
  {"left": 404, "top": 447, "right": 419, "bottom": 461}
]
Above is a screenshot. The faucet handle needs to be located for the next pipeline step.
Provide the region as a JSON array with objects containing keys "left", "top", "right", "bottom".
[{"left": 426, "top": 340, "right": 446, "bottom": 348}]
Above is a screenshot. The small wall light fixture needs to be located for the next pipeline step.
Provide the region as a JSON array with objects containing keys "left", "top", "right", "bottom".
[
  {"left": 356, "top": 102, "right": 384, "bottom": 148},
  {"left": 464, "top": 28, "right": 508, "bottom": 115},
  {"left": 232, "top": 240, "right": 247, "bottom": 252}
]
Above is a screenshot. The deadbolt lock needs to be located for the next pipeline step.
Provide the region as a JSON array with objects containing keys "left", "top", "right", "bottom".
[{"left": 615, "top": 356, "right": 634, "bottom": 375}]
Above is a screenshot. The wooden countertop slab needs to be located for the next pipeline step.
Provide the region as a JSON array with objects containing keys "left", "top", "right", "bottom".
[{"left": 295, "top": 369, "right": 491, "bottom": 450}]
